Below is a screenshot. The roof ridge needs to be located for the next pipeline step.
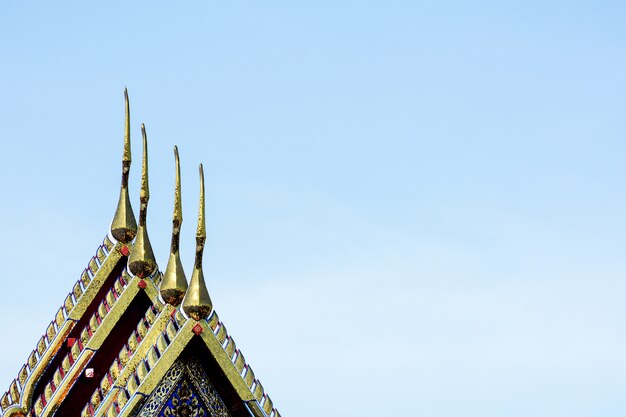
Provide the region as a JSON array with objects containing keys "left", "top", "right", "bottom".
[
  {"left": 92, "top": 307, "right": 281, "bottom": 417},
  {"left": 2, "top": 90, "right": 283, "bottom": 417},
  {"left": 0, "top": 235, "right": 116, "bottom": 416},
  {"left": 85, "top": 302, "right": 169, "bottom": 416}
]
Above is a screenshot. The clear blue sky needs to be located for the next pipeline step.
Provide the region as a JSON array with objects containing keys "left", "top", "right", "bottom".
[{"left": 1, "top": 2, "right": 626, "bottom": 416}]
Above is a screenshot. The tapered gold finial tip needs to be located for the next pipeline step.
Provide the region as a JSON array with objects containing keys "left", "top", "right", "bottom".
[
  {"left": 111, "top": 88, "right": 137, "bottom": 243},
  {"left": 128, "top": 122, "right": 157, "bottom": 278},
  {"left": 182, "top": 162, "right": 212, "bottom": 320},
  {"left": 161, "top": 146, "right": 188, "bottom": 306},
  {"left": 173, "top": 146, "right": 182, "bottom": 222},
  {"left": 140, "top": 124, "right": 149, "bottom": 200},
  {"left": 123, "top": 88, "right": 131, "bottom": 163},
  {"left": 197, "top": 163, "right": 206, "bottom": 238}
]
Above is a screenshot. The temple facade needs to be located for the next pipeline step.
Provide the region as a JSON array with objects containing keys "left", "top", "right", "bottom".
[{"left": 0, "top": 90, "right": 280, "bottom": 417}]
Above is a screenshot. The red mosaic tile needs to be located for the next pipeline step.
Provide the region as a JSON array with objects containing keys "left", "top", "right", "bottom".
[{"left": 192, "top": 324, "right": 203, "bottom": 335}]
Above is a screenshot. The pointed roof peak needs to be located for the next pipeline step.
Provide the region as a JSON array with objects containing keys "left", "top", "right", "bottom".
[
  {"left": 123, "top": 88, "right": 131, "bottom": 163},
  {"left": 161, "top": 146, "right": 188, "bottom": 306},
  {"left": 128, "top": 122, "right": 157, "bottom": 278},
  {"left": 173, "top": 146, "right": 182, "bottom": 223},
  {"left": 2, "top": 90, "right": 282, "bottom": 417},
  {"left": 140, "top": 123, "right": 149, "bottom": 201},
  {"left": 110, "top": 88, "right": 137, "bottom": 243},
  {"left": 182, "top": 163, "right": 212, "bottom": 321},
  {"left": 197, "top": 163, "right": 206, "bottom": 239}
]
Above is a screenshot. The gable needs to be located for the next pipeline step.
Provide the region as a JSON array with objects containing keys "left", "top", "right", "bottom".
[
  {"left": 137, "top": 358, "right": 230, "bottom": 417},
  {"left": 0, "top": 91, "right": 281, "bottom": 417}
]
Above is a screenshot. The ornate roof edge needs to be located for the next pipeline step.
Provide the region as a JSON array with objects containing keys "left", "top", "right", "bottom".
[
  {"left": 93, "top": 307, "right": 281, "bottom": 417},
  {"left": 1, "top": 90, "right": 282, "bottom": 417},
  {"left": 36, "top": 272, "right": 162, "bottom": 417},
  {"left": 0, "top": 235, "right": 118, "bottom": 415},
  {"left": 2, "top": 249, "right": 282, "bottom": 417}
]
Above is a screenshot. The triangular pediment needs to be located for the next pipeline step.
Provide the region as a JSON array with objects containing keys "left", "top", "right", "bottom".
[
  {"left": 0, "top": 91, "right": 281, "bottom": 417},
  {"left": 137, "top": 358, "right": 230, "bottom": 417}
]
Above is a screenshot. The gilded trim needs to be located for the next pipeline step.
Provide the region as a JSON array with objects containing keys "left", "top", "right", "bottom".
[{"left": 2, "top": 238, "right": 122, "bottom": 417}]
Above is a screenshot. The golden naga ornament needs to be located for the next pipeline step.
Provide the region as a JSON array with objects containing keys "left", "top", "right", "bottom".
[
  {"left": 182, "top": 164, "right": 213, "bottom": 321},
  {"left": 160, "top": 146, "right": 189, "bottom": 306},
  {"left": 110, "top": 88, "right": 138, "bottom": 243},
  {"left": 128, "top": 124, "right": 158, "bottom": 278}
]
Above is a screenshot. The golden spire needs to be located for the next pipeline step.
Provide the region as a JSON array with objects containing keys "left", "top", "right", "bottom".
[
  {"left": 182, "top": 164, "right": 213, "bottom": 321},
  {"left": 110, "top": 88, "right": 138, "bottom": 243},
  {"left": 160, "top": 146, "right": 189, "bottom": 306},
  {"left": 128, "top": 124, "right": 158, "bottom": 278}
]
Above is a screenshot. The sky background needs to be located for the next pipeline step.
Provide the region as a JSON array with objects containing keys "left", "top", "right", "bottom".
[{"left": 1, "top": 1, "right": 626, "bottom": 416}]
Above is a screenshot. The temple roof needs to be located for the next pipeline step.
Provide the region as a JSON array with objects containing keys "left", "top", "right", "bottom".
[{"left": 0, "top": 90, "right": 281, "bottom": 417}]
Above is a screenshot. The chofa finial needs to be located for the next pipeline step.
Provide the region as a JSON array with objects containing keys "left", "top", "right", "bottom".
[
  {"left": 128, "top": 124, "right": 158, "bottom": 278},
  {"left": 110, "top": 88, "right": 137, "bottom": 243},
  {"left": 123, "top": 87, "right": 131, "bottom": 163},
  {"left": 182, "top": 164, "right": 213, "bottom": 321},
  {"left": 160, "top": 146, "right": 189, "bottom": 305}
]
